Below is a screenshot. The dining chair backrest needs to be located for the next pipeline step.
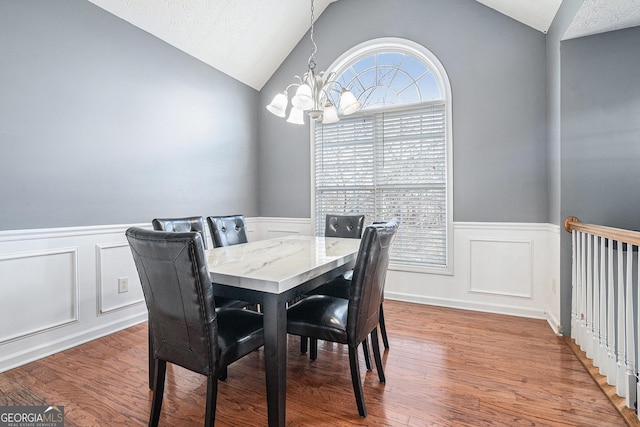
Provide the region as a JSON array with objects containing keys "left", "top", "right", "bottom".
[
  {"left": 325, "top": 214, "right": 365, "bottom": 239},
  {"left": 126, "top": 227, "right": 218, "bottom": 377},
  {"left": 207, "top": 215, "right": 248, "bottom": 248},
  {"left": 348, "top": 218, "right": 398, "bottom": 346},
  {"left": 151, "top": 216, "right": 209, "bottom": 250}
]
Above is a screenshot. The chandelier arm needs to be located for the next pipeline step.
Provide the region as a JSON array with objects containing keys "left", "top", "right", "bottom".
[{"left": 284, "top": 82, "right": 300, "bottom": 93}]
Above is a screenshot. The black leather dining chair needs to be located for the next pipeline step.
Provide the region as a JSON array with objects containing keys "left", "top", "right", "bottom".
[
  {"left": 152, "top": 216, "right": 249, "bottom": 310},
  {"left": 206, "top": 214, "right": 260, "bottom": 319},
  {"left": 152, "top": 216, "right": 209, "bottom": 247},
  {"left": 307, "top": 217, "right": 394, "bottom": 352},
  {"left": 325, "top": 214, "right": 365, "bottom": 240},
  {"left": 206, "top": 215, "right": 248, "bottom": 248},
  {"left": 287, "top": 220, "right": 398, "bottom": 417},
  {"left": 126, "top": 228, "right": 265, "bottom": 427},
  {"left": 301, "top": 214, "right": 365, "bottom": 354},
  {"left": 151, "top": 216, "right": 252, "bottom": 383}
]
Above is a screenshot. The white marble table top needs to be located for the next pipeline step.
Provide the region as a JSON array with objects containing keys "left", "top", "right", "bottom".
[{"left": 205, "top": 235, "right": 361, "bottom": 294}]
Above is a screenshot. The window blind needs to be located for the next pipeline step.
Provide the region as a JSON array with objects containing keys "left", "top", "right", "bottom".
[{"left": 315, "top": 102, "right": 448, "bottom": 268}]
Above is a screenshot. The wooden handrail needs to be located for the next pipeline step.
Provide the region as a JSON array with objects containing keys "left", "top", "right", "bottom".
[{"left": 564, "top": 216, "right": 640, "bottom": 247}]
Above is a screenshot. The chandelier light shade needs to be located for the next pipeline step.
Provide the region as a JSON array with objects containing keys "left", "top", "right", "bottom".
[
  {"left": 286, "top": 107, "right": 305, "bottom": 125},
  {"left": 339, "top": 89, "right": 362, "bottom": 116},
  {"left": 321, "top": 102, "right": 339, "bottom": 124},
  {"left": 266, "top": 92, "right": 288, "bottom": 117},
  {"left": 266, "top": 0, "right": 361, "bottom": 125}
]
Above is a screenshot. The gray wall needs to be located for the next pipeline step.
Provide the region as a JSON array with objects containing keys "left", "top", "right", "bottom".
[
  {"left": 258, "top": 0, "right": 549, "bottom": 222},
  {"left": 561, "top": 26, "right": 640, "bottom": 229},
  {"left": 0, "top": 0, "right": 259, "bottom": 230},
  {"left": 546, "top": 0, "right": 585, "bottom": 333},
  {"left": 546, "top": 0, "right": 584, "bottom": 227},
  {"left": 559, "top": 26, "right": 640, "bottom": 331}
]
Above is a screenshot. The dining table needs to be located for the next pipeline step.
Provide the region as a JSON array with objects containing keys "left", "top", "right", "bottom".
[{"left": 205, "top": 235, "right": 361, "bottom": 427}]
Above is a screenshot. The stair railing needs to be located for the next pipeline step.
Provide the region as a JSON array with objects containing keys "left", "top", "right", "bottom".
[{"left": 565, "top": 216, "right": 639, "bottom": 415}]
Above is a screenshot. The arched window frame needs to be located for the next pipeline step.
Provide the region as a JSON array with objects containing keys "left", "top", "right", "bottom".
[{"left": 311, "top": 37, "right": 453, "bottom": 275}]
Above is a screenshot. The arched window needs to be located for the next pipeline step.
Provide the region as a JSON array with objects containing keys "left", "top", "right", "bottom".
[{"left": 313, "top": 38, "right": 453, "bottom": 273}]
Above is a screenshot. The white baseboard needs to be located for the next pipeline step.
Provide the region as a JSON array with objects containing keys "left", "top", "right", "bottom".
[
  {"left": 385, "top": 292, "right": 546, "bottom": 319},
  {"left": 0, "top": 313, "right": 146, "bottom": 373},
  {"left": 545, "top": 308, "right": 563, "bottom": 336}
]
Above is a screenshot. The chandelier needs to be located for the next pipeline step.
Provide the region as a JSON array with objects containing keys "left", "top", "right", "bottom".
[{"left": 266, "top": 0, "right": 361, "bottom": 125}]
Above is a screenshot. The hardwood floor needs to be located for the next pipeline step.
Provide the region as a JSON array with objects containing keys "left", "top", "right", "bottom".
[{"left": 0, "top": 301, "right": 626, "bottom": 426}]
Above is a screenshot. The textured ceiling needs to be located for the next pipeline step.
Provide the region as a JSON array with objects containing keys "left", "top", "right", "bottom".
[
  {"left": 563, "top": 0, "right": 640, "bottom": 40},
  {"left": 476, "top": 0, "right": 562, "bottom": 33},
  {"left": 87, "top": 0, "right": 336, "bottom": 90},
  {"left": 86, "top": 0, "right": 640, "bottom": 90}
]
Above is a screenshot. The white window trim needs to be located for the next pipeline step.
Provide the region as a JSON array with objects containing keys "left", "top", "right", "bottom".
[{"left": 310, "top": 37, "right": 454, "bottom": 276}]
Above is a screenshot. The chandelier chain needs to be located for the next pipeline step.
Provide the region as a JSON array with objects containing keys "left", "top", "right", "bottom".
[{"left": 308, "top": 0, "right": 317, "bottom": 70}]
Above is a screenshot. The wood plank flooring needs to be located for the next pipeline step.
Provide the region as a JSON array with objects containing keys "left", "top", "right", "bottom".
[{"left": 0, "top": 301, "right": 627, "bottom": 426}]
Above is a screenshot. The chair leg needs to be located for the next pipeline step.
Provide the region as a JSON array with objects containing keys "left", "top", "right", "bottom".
[
  {"left": 370, "top": 328, "right": 386, "bottom": 383},
  {"left": 148, "top": 322, "right": 155, "bottom": 390},
  {"left": 204, "top": 374, "right": 219, "bottom": 427},
  {"left": 149, "top": 359, "right": 166, "bottom": 427},
  {"left": 218, "top": 367, "right": 228, "bottom": 381},
  {"left": 300, "top": 336, "right": 308, "bottom": 354},
  {"left": 362, "top": 337, "right": 372, "bottom": 370},
  {"left": 310, "top": 338, "right": 318, "bottom": 360},
  {"left": 348, "top": 345, "right": 367, "bottom": 417},
  {"left": 379, "top": 303, "right": 390, "bottom": 349}
]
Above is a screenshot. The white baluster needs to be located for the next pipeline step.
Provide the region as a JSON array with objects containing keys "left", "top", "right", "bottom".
[
  {"left": 586, "top": 233, "right": 594, "bottom": 358},
  {"left": 637, "top": 243, "right": 640, "bottom": 420},
  {"left": 578, "top": 231, "right": 586, "bottom": 347},
  {"left": 598, "top": 236, "right": 608, "bottom": 377},
  {"left": 607, "top": 238, "right": 617, "bottom": 385},
  {"left": 581, "top": 231, "right": 588, "bottom": 348},
  {"left": 592, "top": 235, "right": 601, "bottom": 368},
  {"left": 625, "top": 244, "right": 636, "bottom": 408},
  {"left": 575, "top": 231, "right": 581, "bottom": 345},
  {"left": 617, "top": 240, "right": 627, "bottom": 398},
  {"left": 571, "top": 230, "right": 579, "bottom": 343}
]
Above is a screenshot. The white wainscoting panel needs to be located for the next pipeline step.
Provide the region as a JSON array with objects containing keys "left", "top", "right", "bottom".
[
  {"left": 96, "top": 242, "right": 145, "bottom": 315},
  {"left": 0, "top": 247, "right": 78, "bottom": 343},
  {"left": 0, "top": 224, "right": 149, "bottom": 373},
  {"left": 468, "top": 238, "right": 533, "bottom": 298},
  {"left": 384, "top": 222, "right": 560, "bottom": 328}
]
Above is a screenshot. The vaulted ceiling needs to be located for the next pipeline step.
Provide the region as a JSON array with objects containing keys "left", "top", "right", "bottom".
[{"left": 87, "top": 0, "right": 640, "bottom": 91}]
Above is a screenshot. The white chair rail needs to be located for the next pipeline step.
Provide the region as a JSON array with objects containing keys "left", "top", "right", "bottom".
[{"left": 565, "top": 216, "right": 640, "bottom": 416}]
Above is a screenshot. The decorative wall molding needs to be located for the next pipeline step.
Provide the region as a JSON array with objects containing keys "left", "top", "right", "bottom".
[
  {"left": 468, "top": 238, "right": 534, "bottom": 298},
  {"left": 0, "top": 247, "right": 79, "bottom": 344},
  {"left": 0, "top": 224, "right": 147, "bottom": 373},
  {"left": 384, "top": 222, "right": 559, "bottom": 322},
  {"left": 96, "top": 242, "right": 145, "bottom": 315},
  {"left": 0, "top": 223, "right": 149, "bottom": 243}
]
